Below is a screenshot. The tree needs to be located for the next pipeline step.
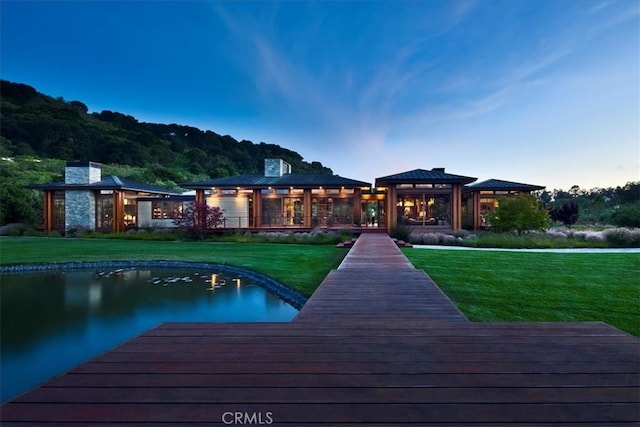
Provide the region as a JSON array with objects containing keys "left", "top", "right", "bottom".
[
  {"left": 551, "top": 201, "right": 580, "bottom": 228},
  {"left": 173, "top": 201, "right": 224, "bottom": 239},
  {"left": 486, "top": 194, "right": 551, "bottom": 235},
  {"left": 611, "top": 204, "right": 640, "bottom": 228}
]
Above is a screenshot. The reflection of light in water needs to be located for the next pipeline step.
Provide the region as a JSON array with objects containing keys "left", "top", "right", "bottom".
[
  {"left": 207, "top": 274, "right": 217, "bottom": 291},
  {"left": 88, "top": 284, "right": 101, "bottom": 309}
]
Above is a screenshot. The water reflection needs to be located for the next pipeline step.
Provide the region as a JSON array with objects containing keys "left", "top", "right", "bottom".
[{"left": 1, "top": 268, "right": 297, "bottom": 402}]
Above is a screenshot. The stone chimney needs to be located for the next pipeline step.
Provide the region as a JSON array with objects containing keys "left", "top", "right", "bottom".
[
  {"left": 65, "top": 161, "right": 102, "bottom": 184},
  {"left": 64, "top": 161, "right": 102, "bottom": 232},
  {"left": 432, "top": 167, "right": 446, "bottom": 173},
  {"left": 264, "top": 159, "right": 291, "bottom": 177}
]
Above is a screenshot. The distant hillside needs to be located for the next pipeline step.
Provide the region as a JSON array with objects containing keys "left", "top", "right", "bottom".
[{"left": 0, "top": 80, "right": 332, "bottom": 178}]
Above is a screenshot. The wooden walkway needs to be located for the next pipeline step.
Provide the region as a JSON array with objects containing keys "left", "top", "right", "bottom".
[{"left": 2, "top": 234, "right": 639, "bottom": 425}]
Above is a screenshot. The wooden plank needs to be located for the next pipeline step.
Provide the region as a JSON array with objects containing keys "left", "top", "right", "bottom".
[
  {"left": 15, "top": 386, "right": 639, "bottom": 404},
  {"left": 2, "top": 402, "right": 639, "bottom": 423},
  {"left": 43, "top": 372, "right": 640, "bottom": 388},
  {"left": 2, "top": 233, "right": 638, "bottom": 425}
]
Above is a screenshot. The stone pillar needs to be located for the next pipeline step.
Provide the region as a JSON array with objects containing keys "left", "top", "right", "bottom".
[{"left": 64, "top": 162, "right": 101, "bottom": 232}]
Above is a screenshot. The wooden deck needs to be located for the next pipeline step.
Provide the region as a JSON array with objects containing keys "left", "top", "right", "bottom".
[{"left": 2, "top": 234, "right": 639, "bottom": 425}]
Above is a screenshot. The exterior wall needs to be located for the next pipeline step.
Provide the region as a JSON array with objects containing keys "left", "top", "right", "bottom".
[
  {"left": 137, "top": 201, "right": 155, "bottom": 228},
  {"left": 208, "top": 196, "right": 250, "bottom": 228},
  {"left": 137, "top": 200, "right": 187, "bottom": 229},
  {"left": 65, "top": 190, "right": 96, "bottom": 231}
]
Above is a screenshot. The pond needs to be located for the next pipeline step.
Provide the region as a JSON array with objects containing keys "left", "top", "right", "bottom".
[{"left": 0, "top": 267, "right": 299, "bottom": 402}]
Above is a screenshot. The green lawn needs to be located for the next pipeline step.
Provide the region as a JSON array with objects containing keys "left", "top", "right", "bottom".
[
  {"left": 404, "top": 248, "right": 640, "bottom": 337},
  {"left": 2, "top": 237, "right": 638, "bottom": 337},
  {"left": 0, "top": 237, "right": 346, "bottom": 297}
]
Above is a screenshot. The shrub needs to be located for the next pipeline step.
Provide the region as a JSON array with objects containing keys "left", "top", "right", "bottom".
[
  {"left": 603, "top": 228, "right": 640, "bottom": 248},
  {"left": 173, "top": 201, "right": 224, "bottom": 240},
  {"left": 390, "top": 224, "right": 411, "bottom": 242},
  {"left": 611, "top": 205, "right": 640, "bottom": 228},
  {"left": 65, "top": 227, "right": 92, "bottom": 238},
  {"left": 486, "top": 194, "right": 551, "bottom": 234}
]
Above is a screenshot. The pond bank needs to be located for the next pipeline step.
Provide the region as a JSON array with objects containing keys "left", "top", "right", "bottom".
[{"left": 0, "top": 260, "right": 308, "bottom": 309}]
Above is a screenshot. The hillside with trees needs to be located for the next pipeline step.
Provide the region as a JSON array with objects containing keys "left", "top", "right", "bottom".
[
  {"left": 0, "top": 79, "right": 332, "bottom": 225},
  {"left": 0, "top": 80, "right": 332, "bottom": 179}
]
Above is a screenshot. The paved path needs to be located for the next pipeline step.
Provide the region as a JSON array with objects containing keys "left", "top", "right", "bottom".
[{"left": 2, "top": 233, "right": 639, "bottom": 425}]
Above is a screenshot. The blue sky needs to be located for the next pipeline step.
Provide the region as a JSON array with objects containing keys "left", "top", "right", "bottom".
[{"left": 1, "top": 0, "right": 638, "bottom": 190}]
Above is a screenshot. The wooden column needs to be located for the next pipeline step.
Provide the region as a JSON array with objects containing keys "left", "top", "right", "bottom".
[
  {"left": 472, "top": 191, "right": 481, "bottom": 230},
  {"left": 253, "top": 189, "right": 262, "bottom": 228},
  {"left": 386, "top": 186, "right": 396, "bottom": 230},
  {"left": 352, "top": 188, "right": 361, "bottom": 225},
  {"left": 451, "top": 184, "right": 462, "bottom": 230},
  {"left": 113, "top": 191, "right": 125, "bottom": 233},
  {"left": 43, "top": 191, "right": 54, "bottom": 232},
  {"left": 194, "top": 189, "right": 205, "bottom": 229},
  {"left": 195, "top": 189, "right": 205, "bottom": 205},
  {"left": 303, "top": 189, "right": 312, "bottom": 228}
]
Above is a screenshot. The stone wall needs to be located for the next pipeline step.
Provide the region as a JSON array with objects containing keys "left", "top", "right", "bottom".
[
  {"left": 65, "top": 191, "right": 96, "bottom": 231},
  {"left": 264, "top": 158, "right": 291, "bottom": 177},
  {"left": 65, "top": 161, "right": 102, "bottom": 184},
  {"left": 64, "top": 162, "right": 101, "bottom": 231}
]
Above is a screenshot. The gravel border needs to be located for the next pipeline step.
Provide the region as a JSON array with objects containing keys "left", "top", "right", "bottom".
[{"left": 0, "top": 261, "right": 308, "bottom": 310}]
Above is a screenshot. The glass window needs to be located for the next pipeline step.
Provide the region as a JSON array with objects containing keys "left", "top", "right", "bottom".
[
  {"left": 124, "top": 198, "right": 137, "bottom": 228},
  {"left": 396, "top": 193, "right": 451, "bottom": 226},
  {"left": 152, "top": 200, "right": 184, "bottom": 219},
  {"left": 283, "top": 197, "right": 303, "bottom": 225},
  {"left": 96, "top": 195, "right": 114, "bottom": 230},
  {"left": 332, "top": 198, "right": 353, "bottom": 225},
  {"left": 262, "top": 198, "right": 282, "bottom": 226},
  {"left": 53, "top": 191, "right": 65, "bottom": 230},
  {"left": 312, "top": 197, "right": 333, "bottom": 226}
]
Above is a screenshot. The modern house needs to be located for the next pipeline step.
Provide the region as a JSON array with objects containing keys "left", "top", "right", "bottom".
[
  {"left": 463, "top": 179, "right": 546, "bottom": 229},
  {"left": 29, "top": 162, "right": 185, "bottom": 233},
  {"left": 181, "top": 159, "right": 372, "bottom": 229},
  {"left": 375, "top": 168, "right": 477, "bottom": 230},
  {"left": 30, "top": 160, "right": 544, "bottom": 234}
]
